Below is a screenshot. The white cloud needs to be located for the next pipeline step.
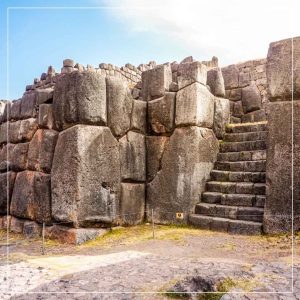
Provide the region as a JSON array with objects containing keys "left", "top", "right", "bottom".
[{"left": 103, "top": 0, "right": 299, "bottom": 65}]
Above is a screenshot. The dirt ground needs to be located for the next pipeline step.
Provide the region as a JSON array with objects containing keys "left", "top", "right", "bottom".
[{"left": 0, "top": 225, "right": 299, "bottom": 299}]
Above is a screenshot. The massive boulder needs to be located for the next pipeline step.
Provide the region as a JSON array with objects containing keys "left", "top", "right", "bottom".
[
  {"left": 120, "top": 183, "right": 145, "bottom": 225},
  {"left": 177, "top": 61, "right": 207, "bottom": 90},
  {"left": 148, "top": 92, "right": 176, "bottom": 134},
  {"left": 53, "top": 71, "right": 107, "bottom": 130},
  {"left": 20, "top": 92, "right": 37, "bottom": 119},
  {"left": 146, "top": 136, "right": 170, "bottom": 182},
  {"left": 264, "top": 101, "right": 300, "bottom": 233},
  {"left": 147, "top": 127, "right": 218, "bottom": 223},
  {"left": 119, "top": 131, "right": 146, "bottom": 182},
  {"left": 10, "top": 171, "right": 51, "bottom": 223},
  {"left": 107, "top": 77, "right": 133, "bottom": 137},
  {"left": 175, "top": 83, "right": 214, "bottom": 128},
  {"left": 130, "top": 100, "right": 147, "bottom": 134},
  {"left": 266, "top": 37, "right": 300, "bottom": 101},
  {"left": 213, "top": 97, "right": 230, "bottom": 139},
  {"left": 221, "top": 65, "right": 239, "bottom": 90},
  {"left": 207, "top": 68, "right": 225, "bottom": 97},
  {"left": 142, "top": 64, "right": 172, "bottom": 101},
  {"left": 51, "top": 125, "right": 120, "bottom": 227},
  {"left": 241, "top": 82, "right": 262, "bottom": 113},
  {"left": 28, "top": 129, "right": 58, "bottom": 173},
  {"left": 0, "top": 172, "right": 16, "bottom": 214}
]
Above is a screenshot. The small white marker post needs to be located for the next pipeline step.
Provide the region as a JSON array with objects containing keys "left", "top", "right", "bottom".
[
  {"left": 151, "top": 209, "right": 155, "bottom": 239},
  {"left": 42, "top": 222, "right": 45, "bottom": 255}
]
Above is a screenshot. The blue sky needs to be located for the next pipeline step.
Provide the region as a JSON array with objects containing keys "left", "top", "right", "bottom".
[{"left": 0, "top": 0, "right": 299, "bottom": 100}]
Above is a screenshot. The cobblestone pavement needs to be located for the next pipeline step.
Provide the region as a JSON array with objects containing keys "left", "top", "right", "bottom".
[{"left": 0, "top": 228, "right": 299, "bottom": 299}]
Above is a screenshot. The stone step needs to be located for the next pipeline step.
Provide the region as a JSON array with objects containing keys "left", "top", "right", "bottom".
[
  {"left": 214, "top": 160, "right": 266, "bottom": 172},
  {"left": 226, "top": 122, "right": 268, "bottom": 134},
  {"left": 189, "top": 214, "right": 262, "bottom": 235},
  {"left": 210, "top": 170, "right": 266, "bottom": 183},
  {"left": 217, "top": 150, "right": 266, "bottom": 162},
  {"left": 206, "top": 181, "right": 266, "bottom": 195},
  {"left": 195, "top": 203, "right": 264, "bottom": 222},
  {"left": 220, "top": 140, "right": 266, "bottom": 153},
  {"left": 201, "top": 192, "right": 265, "bottom": 207},
  {"left": 223, "top": 131, "right": 267, "bottom": 142}
]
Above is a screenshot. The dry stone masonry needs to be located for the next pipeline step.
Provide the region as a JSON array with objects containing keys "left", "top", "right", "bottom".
[{"left": 0, "top": 37, "right": 299, "bottom": 243}]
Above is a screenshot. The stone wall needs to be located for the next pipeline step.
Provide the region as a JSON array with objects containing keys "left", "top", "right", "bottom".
[
  {"left": 263, "top": 37, "right": 300, "bottom": 233},
  {"left": 0, "top": 37, "right": 299, "bottom": 235},
  {"left": 145, "top": 58, "right": 229, "bottom": 224},
  {"left": 222, "top": 58, "right": 268, "bottom": 124}
]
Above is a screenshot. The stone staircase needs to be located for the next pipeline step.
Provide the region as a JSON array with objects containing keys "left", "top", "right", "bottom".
[{"left": 189, "top": 122, "right": 267, "bottom": 235}]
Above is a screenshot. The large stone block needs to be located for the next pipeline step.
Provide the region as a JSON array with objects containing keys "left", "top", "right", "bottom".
[
  {"left": 11, "top": 143, "right": 29, "bottom": 170},
  {"left": 38, "top": 104, "right": 54, "bottom": 129},
  {"left": 120, "top": 183, "right": 145, "bottom": 225},
  {"left": 119, "top": 131, "right": 146, "bottom": 181},
  {"left": 10, "top": 100, "right": 21, "bottom": 120},
  {"left": 0, "top": 122, "right": 8, "bottom": 144},
  {"left": 10, "top": 171, "right": 51, "bottom": 223},
  {"left": 0, "top": 172, "right": 16, "bottom": 214},
  {"left": 20, "top": 92, "right": 37, "bottom": 119},
  {"left": 53, "top": 71, "right": 107, "bottom": 130},
  {"left": 177, "top": 61, "right": 207, "bottom": 90},
  {"left": 241, "top": 82, "right": 262, "bottom": 113},
  {"left": 207, "top": 67, "right": 225, "bottom": 97},
  {"left": 107, "top": 77, "right": 133, "bottom": 137},
  {"left": 148, "top": 92, "right": 175, "bottom": 133},
  {"left": 241, "top": 109, "right": 266, "bottom": 123},
  {"left": 175, "top": 83, "right": 214, "bottom": 128},
  {"left": 130, "top": 100, "right": 147, "bottom": 134},
  {"left": 142, "top": 64, "right": 172, "bottom": 101},
  {"left": 18, "top": 118, "right": 38, "bottom": 142},
  {"left": 264, "top": 101, "right": 300, "bottom": 233},
  {"left": 266, "top": 37, "right": 300, "bottom": 101},
  {"left": 146, "top": 136, "right": 170, "bottom": 182},
  {"left": 0, "top": 100, "right": 7, "bottom": 123},
  {"left": 213, "top": 97, "right": 230, "bottom": 139},
  {"left": 36, "top": 88, "right": 54, "bottom": 104},
  {"left": 51, "top": 125, "right": 120, "bottom": 227},
  {"left": 28, "top": 129, "right": 58, "bottom": 173},
  {"left": 222, "top": 65, "right": 239, "bottom": 89},
  {"left": 147, "top": 127, "right": 218, "bottom": 223},
  {"left": 0, "top": 143, "right": 14, "bottom": 171}
]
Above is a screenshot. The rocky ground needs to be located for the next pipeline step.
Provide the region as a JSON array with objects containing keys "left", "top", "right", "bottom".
[{"left": 0, "top": 225, "right": 299, "bottom": 300}]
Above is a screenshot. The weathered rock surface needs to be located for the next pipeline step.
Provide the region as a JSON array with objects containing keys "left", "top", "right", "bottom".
[
  {"left": 119, "top": 131, "right": 146, "bottom": 182},
  {"left": 11, "top": 143, "right": 29, "bottom": 170},
  {"left": 175, "top": 83, "right": 214, "bottom": 128},
  {"left": 177, "top": 61, "right": 207, "bottom": 90},
  {"left": 38, "top": 104, "right": 54, "bottom": 129},
  {"left": 213, "top": 97, "right": 230, "bottom": 139},
  {"left": 148, "top": 92, "right": 175, "bottom": 133},
  {"left": 10, "top": 171, "right": 51, "bottom": 223},
  {"left": 10, "top": 100, "right": 21, "bottom": 120},
  {"left": 18, "top": 118, "right": 38, "bottom": 142},
  {"left": 241, "top": 109, "right": 266, "bottom": 123},
  {"left": 120, "top": 183, "right": 145, "bottom": 225},
  {"left": 20, "top": 92, "right": 37, "bottom": 119},
  {"left": 142, "top": 64, "right": 172, "bottom": 101},
  {"left": 146, "top": 136, "right": 170, "bottom": 182},
  {"left": 222, "top": 65, "right": 239, "bottom": 89},
  {"left": 0, "top": 172, "right": 16, "bottom": 214},
  {"left": 36, "top": 88, "right": 54, "bottom": 105},
  {"left": 53, "top": 71, "right": 107, "bottom": 130},
  {"left": 107, "top": 77, "right": 133, "bottom": 137},
  {"left": 130, "top": 100, "right": 147, "bottom": 134},
  {"left": 264, "top": 101, "right": 300, "bottom": 233},
  {"left": 28, "top": 129, "right": 58, "bottom": 173},
  {"left": 207, "top": 68, "right": 225, "bottom": 97},
  {"left": 51, "top": 125, "right": 120, "bottom": 227},
  {"left": 147, "top": 127, "right": 218, "bottom": 223},
  {"left": 241, "top": 82, "right": 262, "bottom": 113},
  {"left": 266, "top": 37, "right": 300, "bottom": 101}
]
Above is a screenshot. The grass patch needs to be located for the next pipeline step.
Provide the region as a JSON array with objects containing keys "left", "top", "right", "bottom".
[
  {"left": 79, "top": 224, "right": 212, "bottom": 248},
  {"left": 217, "top": 276, "right": 259, "bottom": 293}
]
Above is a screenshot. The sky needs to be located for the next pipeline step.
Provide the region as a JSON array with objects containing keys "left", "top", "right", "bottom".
[{"left": 0, "top": 0, "right": 299, "bottom": 100}]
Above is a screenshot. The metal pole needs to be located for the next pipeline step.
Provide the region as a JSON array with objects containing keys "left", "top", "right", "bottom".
[
  {"left": 42, "top": 222, "right": 45, "bottom": 255},
  {"left": 151, "top": 209, "right": 155, "bottom": 239}
]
